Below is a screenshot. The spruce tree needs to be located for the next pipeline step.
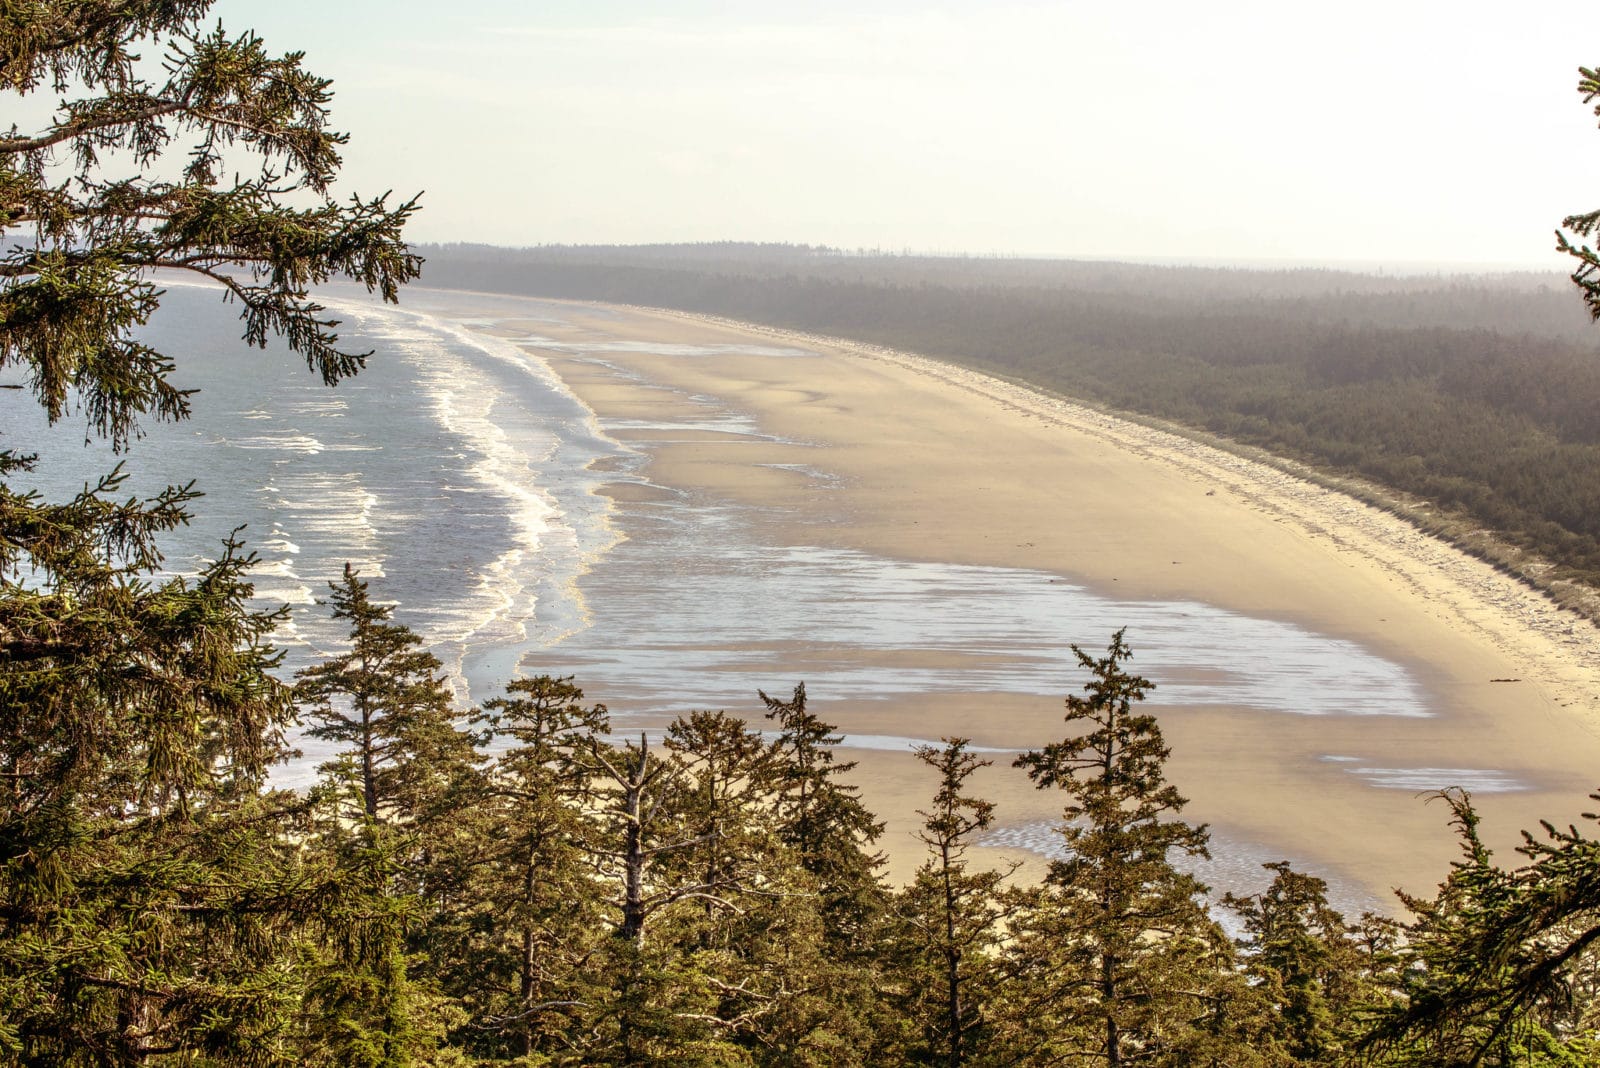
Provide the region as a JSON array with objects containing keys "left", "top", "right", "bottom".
[
  {"left": 293, "top": 569, "right": 482, "bottom": 1066},
  {"left": 887, "top": 738, "right": 1017, "bottom": 1066},
  {"left": 661, "top": 708, "right": 886, "bottom": 1062},
  {"left": 761, "top": 683, "right": 886, "bottom": 947},
  {"left": 449, "top": 675, "right": 611, "bottom": 1060},
  {"left": 1559, "top": 65, "right": 1600, "bottom": 324},
  {"left": 0, "top": 1, "right": 419, "bottom": 451},
  {"left": 1000, "top": 630, "right": 1237, "bottom": 1066},
  {"left": 0, "top": 469, "right": 315, "bottom": 1063},
  {"left": 663, "top": 709, "right": 780, "bottom": 949},
  {"left": 294, "top": 565, "right": 481, "bottom": 827},
  {"left": 1224, "top": 862, "right": 1376, "bottom": 1064},
  {"left": 1358, "top": 790, "right": 1600, "bottom": 1065},
  {"left": 580, "top": 732, "right": 742, "bottom": 947},
  {"left": 572, "top": 732, "right": 756, "bottom": 1064},
  {"left": 1, "top": 4, "right": 418, "bottom": 1059}
]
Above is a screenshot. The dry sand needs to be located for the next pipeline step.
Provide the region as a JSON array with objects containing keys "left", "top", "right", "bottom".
[{"left": 452, "top": 292, "right": 1600, "bottom": 911}]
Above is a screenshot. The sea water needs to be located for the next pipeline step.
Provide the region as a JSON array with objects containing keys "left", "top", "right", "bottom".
[{"left": 2, "top": 282, "right": 622, "bottom": 711}]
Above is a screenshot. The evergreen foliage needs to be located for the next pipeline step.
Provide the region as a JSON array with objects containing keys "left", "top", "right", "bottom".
[
  {"left": 0, "top": 452, "right": 313, "bottom": 1063},
  {"left": 1557, "top": 66, "right": 1600, "bottom": 327},
  {"left": 0, "top": 3, "right": 422, "bottom": 1060},
  {"left": 1361, "top": 791, "right": 1600, "bottom": 1065},
  {"left": 886, "top": 739, "right": 1018, "bottom": 1066},
  {"left": 1224, "top": 863, "right": 1383, "bottom": 1064},
  {"left": 0, "top": 0, "right": 420, "bottom": 450},
  {"left": 761, "top": 683, "right": 886, "bottom": 948},
  {"left": 451, "top": 676, "right": 610, "bottom": 1060},
  {"left": 1003, "top": 630, "right": 1245, "bottom": 1065},
  {"left": 294, "top": 565, "right": 480, "bottom": 826}
]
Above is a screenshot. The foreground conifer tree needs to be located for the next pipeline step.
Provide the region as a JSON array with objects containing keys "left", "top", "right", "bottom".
[
  {"left": 446, "top": 675, "right": 611, "bottom": 1060},
  {"left": 885, "top": 738, "right": 1017, "bottom": 1066},
  {"left": 1359, "top": 790, "right": 1600, "bottom": 1064},
  {"left": 1, "top": 4, "right": 418, "bottom": 1061},
  {"left": 0, "top": 1, "right": 419, "bottom": 449},
  {"left": 661, "top": 706, "right": 887, "bottom": 1063},
  {"left": 1224, "top": 862, "right": 1379, "bottom": 1064},
  {"left": 762, "top": 683, "right": 887, "bottom": 946},
  {"left": 294, "top": 569, "right": 484, "bottom": 1065},
  {"left": 663, "top": 709, "right": 780, "bottom": 949},
  {"left": 0, "top": 496, "right": 308, "bottom": 1062},
  {"left": 295, "top": 565, "right": 481, "bottom": 826},
  {"left": 998, "top": 630, "right": 1253, "bottom": 1065}
]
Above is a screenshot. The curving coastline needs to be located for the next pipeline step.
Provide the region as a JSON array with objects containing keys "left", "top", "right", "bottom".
[
  {"left": 414, "top": 288, "right": 1600, "bottom": 908},
  {"left": 652, "top": 306, "right": 1600, "bottom": 724}
]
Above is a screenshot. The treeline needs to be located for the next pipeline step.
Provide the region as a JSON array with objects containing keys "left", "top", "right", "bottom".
[
  {"left": 418, "top": 244, "right": 1600, "bottom": 583},
  {"left": 423, "top": 243, "right": 1594, "bottom": 339},
  {"left": 8, "top": 477, "right": 1600, "bottom": 1064}
]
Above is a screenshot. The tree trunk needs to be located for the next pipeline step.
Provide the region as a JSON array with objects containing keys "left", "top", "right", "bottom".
[
  {"left": 620, "top": 744, "right": 648, "bottom": 942},
  {"left": 360, "top": 703, "right": 378, "bottom": 820}
]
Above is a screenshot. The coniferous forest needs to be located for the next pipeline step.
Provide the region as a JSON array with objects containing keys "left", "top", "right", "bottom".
[{"left": 7, "top": 4, "right": 1600, "bottom": 1065}]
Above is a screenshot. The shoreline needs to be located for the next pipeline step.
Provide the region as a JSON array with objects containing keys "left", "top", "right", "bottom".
[
  {"left": 642, "top": 303, "right": 1600, "bottom": 698},
  {"left": 406, "top": 288, "right": 1600, "bottom": 907}
]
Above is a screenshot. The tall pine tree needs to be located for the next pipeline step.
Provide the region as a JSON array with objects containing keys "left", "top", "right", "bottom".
[
  {"left": 887, "top": 738, "right": 1017, "bottom": 1066},
  {"left": 293, "top": 567, "right": 481, "bottom": 1067},
  {"left": 1, "top": 3, "right": 418, "bottom": 1059},
  {"left": 447, "top": 675, "right": 611, "bottom": 1060},
  {"left": 761, "top": 683, "right": 886, "bottom": 948},
  {"left": 998, "top": 630, "right": 1240, "bottom": 1065},
  {"left": 295, "top": 565, "right": 480, "bottom": 827}
]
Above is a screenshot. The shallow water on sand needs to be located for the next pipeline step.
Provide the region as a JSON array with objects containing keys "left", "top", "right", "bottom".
[{"left": 525, "top": 521, "right": 1433, "bottom": 722}]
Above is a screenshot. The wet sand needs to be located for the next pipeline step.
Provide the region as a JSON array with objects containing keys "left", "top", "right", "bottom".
[{"left": 436, "top": 291, "right": 1600, "bottom": 911}]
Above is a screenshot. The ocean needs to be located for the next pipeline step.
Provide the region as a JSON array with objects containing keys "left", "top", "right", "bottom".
[{"left": 6, "top": 282, "right": 620, "bottom": 719}]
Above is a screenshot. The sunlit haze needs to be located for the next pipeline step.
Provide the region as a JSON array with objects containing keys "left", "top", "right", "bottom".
[{"left": 206, "top": 1, "right": 1600, "bottom": 267}]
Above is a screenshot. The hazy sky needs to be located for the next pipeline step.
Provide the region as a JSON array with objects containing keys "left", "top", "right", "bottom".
[{"left": 215, "top": 1, "right": 1599, "bottom": 268}]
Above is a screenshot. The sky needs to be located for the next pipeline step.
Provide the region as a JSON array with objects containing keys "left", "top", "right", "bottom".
[{"left": 211, "top": 1, "right": 1600, "bottom": 269}]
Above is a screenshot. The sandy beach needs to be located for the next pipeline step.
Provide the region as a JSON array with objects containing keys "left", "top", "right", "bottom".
[{"left": 422, "top": 290, "right": 1600, "bottom": 912}]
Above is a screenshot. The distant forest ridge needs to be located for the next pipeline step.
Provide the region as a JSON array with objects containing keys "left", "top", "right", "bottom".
[
  {"left": 418, "top": 241, "right": 1595, "bottom": 338},
  {"left": 414, "top": 242, "right": 1600, "bottom": 596}
]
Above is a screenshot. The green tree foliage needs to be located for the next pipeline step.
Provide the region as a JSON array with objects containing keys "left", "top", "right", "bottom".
[
  {"left": 885, "top": 738, "right": 1017, "bottom": 1066},
  {"left": 761, "top": 683, "right": 886, "bottom": 947},
  {"left": 662, "top": 709, "right": 781, "bottom": 949},
  {"left": 582, "top": 732, "right": 726, "bottom": 946},
  {"left": 1224, "top": 862, "right": 1379, "bottom": 1064},
  {"left": 294, "top": 565, "right": 480, "bottom": 826},
  {"left": 1, "top": 6, "right": 420, "bottom": 1057},
  {"left": 296, "top": 827, "right": 433, "bottom": 1068},
  {"left": 659, "top": 707, "right": 888, "bottom": 1065},
  {"left": 1557, "top": 66, "right": 1600, "bottom": 326},
  {"left": 0, "top": 461, "right": 315, "bottom": 1062},
  {"left": 1359, "top": 790, "right": 1600, "bottom": 1066},
  {"left": 292, "top": 571, "right": 485, "bottom": 1066},
  {"left": 999, "top": 630, "right": 1248, "bottom": 1066},
  {"left": 0, "top": 0, "right": 420, "bottom": 450},
  {"left": 443, "top": 675, "right": 611, "bottom": 1060}
]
